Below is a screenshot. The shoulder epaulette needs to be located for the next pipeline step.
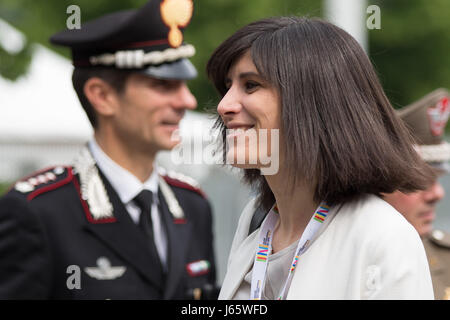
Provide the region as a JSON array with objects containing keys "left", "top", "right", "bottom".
[
  {"left": 160, "top": 169, "right": 206, "bottom": 198},
  {"left": 430, "top": 229, "right": 450, "bottom": 249},
  {"left": 13, "top": 166, "right": 73, "bottom": 201}
]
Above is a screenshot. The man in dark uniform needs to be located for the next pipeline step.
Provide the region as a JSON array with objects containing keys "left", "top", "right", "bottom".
[
  {"left": 0, "top": 0, "right": 217, "bottom": 299},
  {"left": 383, "top": 88, "right": 450, "bottom": 300}
]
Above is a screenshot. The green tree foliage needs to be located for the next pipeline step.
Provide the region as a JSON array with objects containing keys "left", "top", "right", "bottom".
[
  {"left": 0, "top": 0, "right": 320, "bottom": 111},
  {"left": 1, "top": 0, "right": 449, "bottom": 111},
  {"left": 0, "top": 183, "right": 10, "bottom": 196},
  {"left": 369, "top": 0, "right": 450, "bottom": 108},
  {"left": 0, "top": 42, "right": 32, "bottom": 81}
]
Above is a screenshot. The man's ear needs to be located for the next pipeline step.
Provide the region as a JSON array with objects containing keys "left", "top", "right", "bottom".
[{"left": 83, "top": 77, "right": 121, "bottom": 117}]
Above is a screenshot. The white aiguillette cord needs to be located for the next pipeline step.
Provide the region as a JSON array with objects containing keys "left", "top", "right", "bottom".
[{"left": 250, "top": 202, "right": 331, "bottom": 300}]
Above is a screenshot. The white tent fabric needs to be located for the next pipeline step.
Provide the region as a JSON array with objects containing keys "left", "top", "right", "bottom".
[{"left": 0, "top": 44, "right": 93, "bottom": 143}]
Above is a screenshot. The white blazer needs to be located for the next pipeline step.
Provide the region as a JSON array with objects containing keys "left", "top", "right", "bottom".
[{"left": 219, "top": 194, "right": 434, "bottom": 300}]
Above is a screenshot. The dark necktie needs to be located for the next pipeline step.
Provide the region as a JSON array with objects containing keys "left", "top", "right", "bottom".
[
  {"left": 134, "top": 190, "right": 155, "bottom": 239},
  {"left": 133, "top": 190, "right": 165, "bottom": 286}
]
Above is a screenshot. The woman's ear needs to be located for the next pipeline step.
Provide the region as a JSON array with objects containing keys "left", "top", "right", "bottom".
[{"left": 83, "top": 77, "right": 121, "bottom": 117}]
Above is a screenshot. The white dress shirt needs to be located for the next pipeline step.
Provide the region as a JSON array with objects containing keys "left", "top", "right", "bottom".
[{"left": 88, "top": 139, "right": 168, "bottom": 269}]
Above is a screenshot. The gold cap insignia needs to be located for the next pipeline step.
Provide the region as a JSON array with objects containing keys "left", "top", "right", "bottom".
[{"left": 160, "top": 0, "right": 194, "bottom": 48}]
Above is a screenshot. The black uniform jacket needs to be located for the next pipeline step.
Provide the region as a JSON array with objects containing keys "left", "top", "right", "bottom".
[{"left": 0, "top": 165, "right": 216, "bottom": 299}]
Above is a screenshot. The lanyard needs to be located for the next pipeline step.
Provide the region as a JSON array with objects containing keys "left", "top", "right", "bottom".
[{"left": 250, "top": 203, "right": 330, "bottom": 300}]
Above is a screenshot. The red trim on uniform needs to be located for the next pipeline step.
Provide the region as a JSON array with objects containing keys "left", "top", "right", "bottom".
[
  {"left": 173, "top": 218, "right": 187, "bottom": 224},
  {"left": 71, "top": 174, "right": 117, "bottom": 224},
  {"left": 27, "top": 166, "right": 73, "bottom": 201},
  {"left": 8, "top": 165, "right": 63, "bottom": 194},
  {"left": 120, "top": 38, "right": 168, "bottom": 49},
  {"left": 22, "top": 166, "right": 62, "bottom": 181},
  {"left": 162, "top": 175, "right": 206, "bottom": 198}
]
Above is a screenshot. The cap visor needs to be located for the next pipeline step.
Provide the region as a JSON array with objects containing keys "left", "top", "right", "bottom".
[
  {"left": 429, "top": 162, "right": 450, "bottom": 174},
  {"left": 139, "top": 58, "right": 197, "bottom": 80}
]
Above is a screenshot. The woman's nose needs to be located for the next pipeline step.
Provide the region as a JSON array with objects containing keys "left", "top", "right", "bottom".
[{"left": 217, "top": 89, "right": 242, "bottom": 118}]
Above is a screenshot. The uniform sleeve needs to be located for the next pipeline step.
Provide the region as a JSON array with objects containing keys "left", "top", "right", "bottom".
[
  {"left": 363, "top": 215, "right": 434, "bottom": 300},
  {"left": 0, "top": 194, "right": 52, "bottom": 299}
]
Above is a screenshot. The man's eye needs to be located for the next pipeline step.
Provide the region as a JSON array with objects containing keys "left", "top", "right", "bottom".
[{"left": 151, "top": 79, "right": 179, "bottom": 90}]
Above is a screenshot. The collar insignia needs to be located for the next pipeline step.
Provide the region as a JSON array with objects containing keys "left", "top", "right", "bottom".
[
  {"left": 73, "top": 147, "right": 114, "bottom": 222},
  {"left": 158, "top": 172, "right": 185, "bottom": 222}
]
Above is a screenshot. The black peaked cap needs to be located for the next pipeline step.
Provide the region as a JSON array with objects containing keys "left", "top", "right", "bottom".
[{"left": 50, "top": 0, "right": 197, "bottom": 80}]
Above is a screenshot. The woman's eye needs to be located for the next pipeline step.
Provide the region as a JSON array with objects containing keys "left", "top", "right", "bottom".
[{"left": 245, "top": 81, "right": 259, "bottom": 91}]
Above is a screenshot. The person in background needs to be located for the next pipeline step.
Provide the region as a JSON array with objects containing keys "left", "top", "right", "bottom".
[
  {"left": 0, "top": 0, "right": 217, "bottom": 299},
  {"left": 384, "top": 88, "right": 450, "bottom": 300}
]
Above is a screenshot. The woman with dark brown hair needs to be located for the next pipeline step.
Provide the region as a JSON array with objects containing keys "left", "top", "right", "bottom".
[{"left": 207, "top": 17, "right": 434, "bottom": 299}]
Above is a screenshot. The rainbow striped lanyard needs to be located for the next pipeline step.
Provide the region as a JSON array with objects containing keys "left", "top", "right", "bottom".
[{"left": 250, "top": 202, "right": 330, "bottom": 300}]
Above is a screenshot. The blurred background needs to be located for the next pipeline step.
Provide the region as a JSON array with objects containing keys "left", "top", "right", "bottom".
[{"left": 0, "top": 0, "right": 449, "bottom": 283}]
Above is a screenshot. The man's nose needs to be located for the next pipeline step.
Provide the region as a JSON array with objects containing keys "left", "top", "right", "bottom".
[
  {"left": 172, "top": 83, "right": 197, "bottom": 110},
  {"left": 423, "top": 181, "right": 445, "bottom": 202}
]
